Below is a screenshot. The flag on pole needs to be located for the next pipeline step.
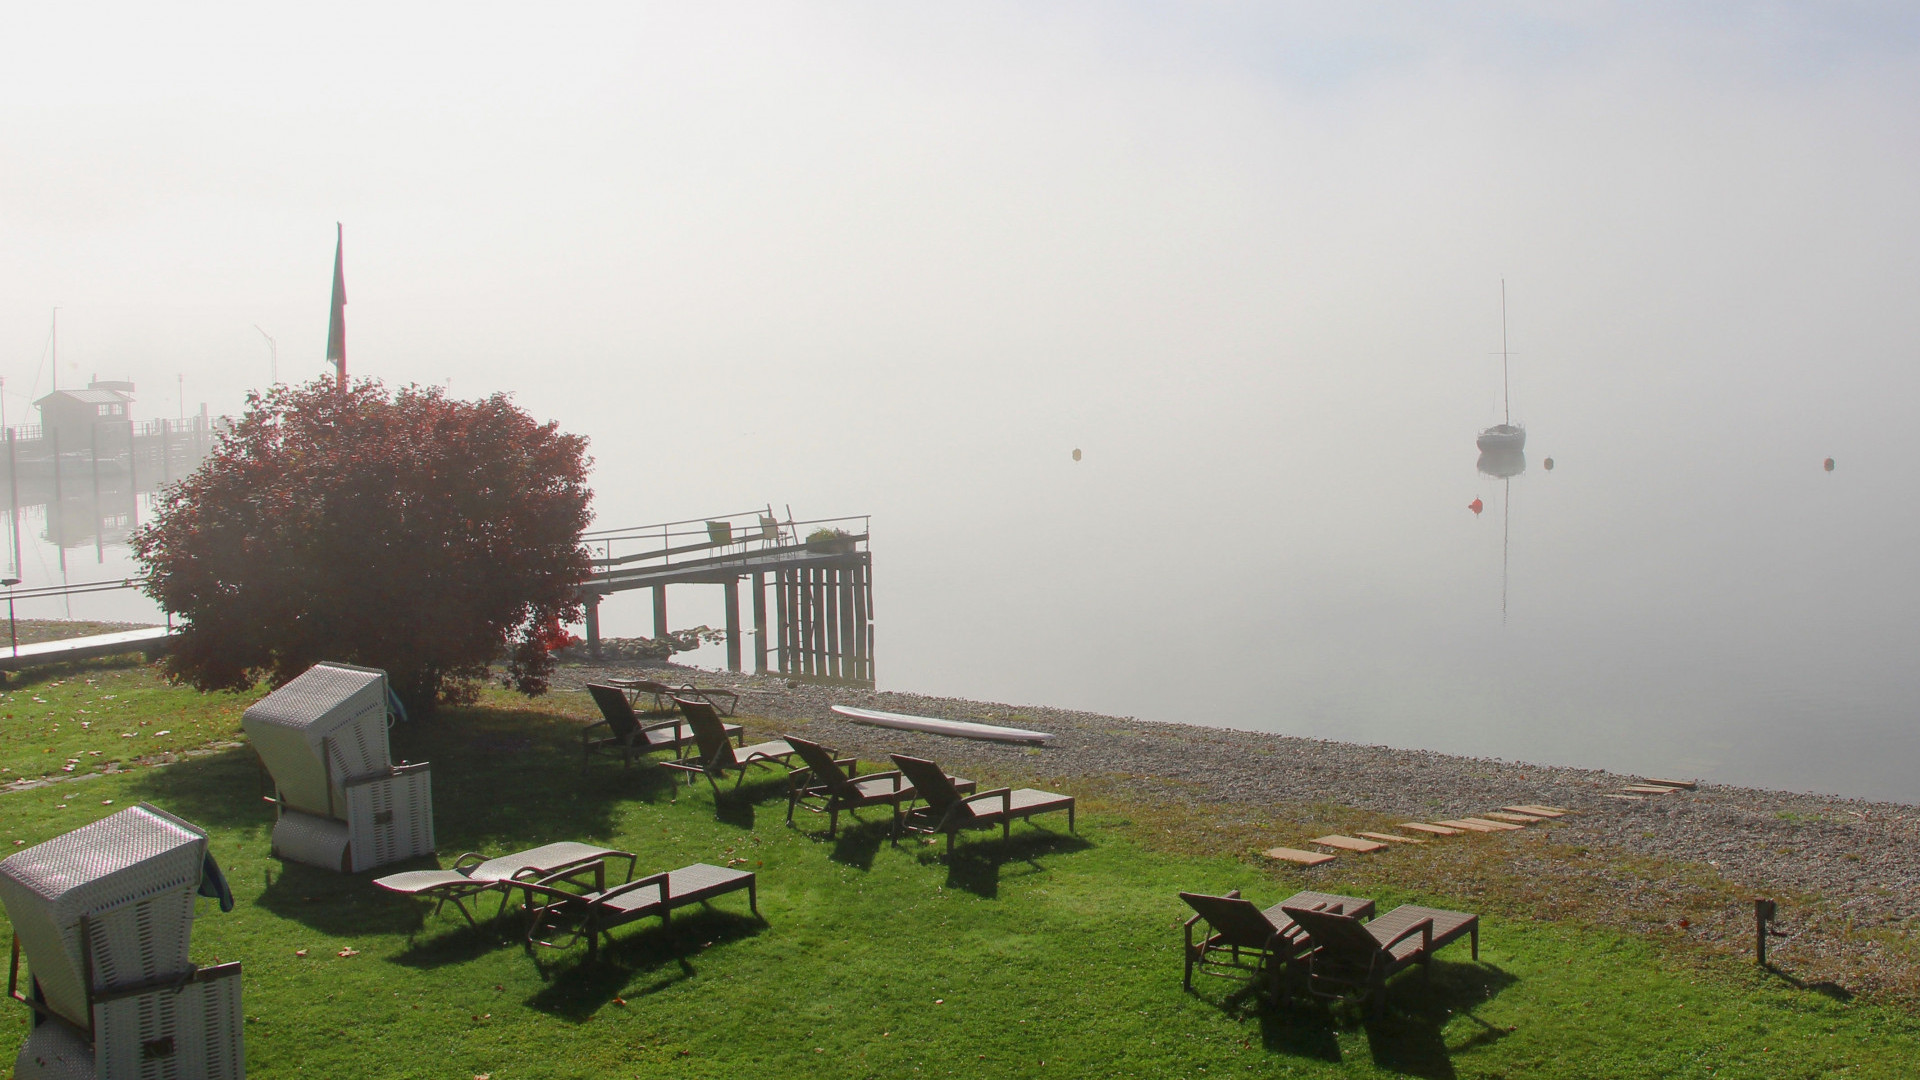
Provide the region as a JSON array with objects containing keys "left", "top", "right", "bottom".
[{"left": 325, "top": 223, "right": 347, "bottom": 392}]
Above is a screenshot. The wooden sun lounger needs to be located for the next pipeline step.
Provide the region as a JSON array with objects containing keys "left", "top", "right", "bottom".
[
  {"left": 659, "top": 697, "right": 794, "bottom": 796},
  {"left": 373, "top": 841, "right": 639, "bottom": 925},
  {"left": 1178, "top": 890, "right": 1375, "bottom": 999},
  {"left": 583, "top": 684, "right": 743, "bottom": 773},
  {"left": 784, "top": 736, "right": 975, "bottom": 839},
  {"left": 890, "top": 754, "right": 1074, "bottom": 853},
  {"left": 1282, "top": 903, "right": 1479, "bottom": 1017},
  {"left": 607, "top": 677, "right": 741, "bottom": 717},
  {"left": 523, "top": 860, "right": 759, "bottom": 959}
]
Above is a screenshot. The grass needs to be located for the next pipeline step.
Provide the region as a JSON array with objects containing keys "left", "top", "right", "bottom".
[{"left": 1, "top": 666, "right": 1915, "bottom": 1078}]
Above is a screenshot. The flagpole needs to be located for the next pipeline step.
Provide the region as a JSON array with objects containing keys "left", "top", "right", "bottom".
[{"left": 326, "top": 222, "right": 347, "bottom": 397}]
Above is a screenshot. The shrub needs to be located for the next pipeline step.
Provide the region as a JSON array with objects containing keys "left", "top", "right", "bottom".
[{"left": 132, "top": 379, "right": 593, "bottom": 713}]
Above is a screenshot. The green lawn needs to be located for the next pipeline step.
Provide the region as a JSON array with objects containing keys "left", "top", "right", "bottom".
[{"left": 1, "top": 670, "right": 1914, "bottom": 1078}]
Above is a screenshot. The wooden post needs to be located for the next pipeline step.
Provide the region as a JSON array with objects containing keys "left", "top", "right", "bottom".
[
  {"left": 752, "top": 571, "right": 767, "bottom": 674},
  {"left": 652, "top": 584, "right": 668, "bottom": 640},
  {"left": 724, "top": 577, "right": 742, "bottom": 673},
  {"left": 838, "top": 564, "right": 856, "bottom": 684},
  {"left": 775, "top": 569, "right": 791, "bottom": 674},
  {"left": 584, "top": 594, "right": 602, "bottom": 661},
  {"left": 124, "top": 418, "right": 137, "bottom": 528},
  {"left": 6, "top": 429, "right": 18, "bottom": 578},
  {"left": 824, "top": 566, "right": 841, "bottom": 680},
  {"left": 90, "top": 422, "right": 102, "bottom": 563}
]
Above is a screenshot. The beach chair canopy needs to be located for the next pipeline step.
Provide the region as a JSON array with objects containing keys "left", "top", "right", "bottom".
[
  {"left": 0, "top": 804, "right": 217, "bottom": 1029},
  {"left": 243, "top": 662, "right": 394, "bottom": 818}
]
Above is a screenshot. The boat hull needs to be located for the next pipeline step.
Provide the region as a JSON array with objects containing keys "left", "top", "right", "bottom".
[{"left": 1476, "top": 425, "right": 1526, "bottom": 453}]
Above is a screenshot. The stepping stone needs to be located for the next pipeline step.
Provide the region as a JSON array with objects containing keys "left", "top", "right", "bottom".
[
  {"left": 1434, "top": 819, "right": 1498, "bottom": 832},
  {"left": 1482, "top": 812, "right": 1544, "bottom": 824},
  {"left": 1263, "top": 847, "right": 1336, "bottom": 866},
  {"left": 1644, "top": 778, "right": 1697, "bottom": 790},
  {"left": 1311, "top": 835, "right": 1385, "bottom": 853},
  {"left": 1358, "top": 831, "right": 1426, "bottom": 845},
  {"left": 1458, "top": 817, "right": 1525, "bottom": 831},
  {"left": 1600, "top": 793, "right": 1645, "bottom": 801},
  {"left": 1623, "top": 785, "right": 1679, "bottom": 794},
  {"left": 1505, "top": 805, "right": 1566, "bottom": 817},
  {"left": 1399, "top": 822, "right": 1463, "bottom": 836}
]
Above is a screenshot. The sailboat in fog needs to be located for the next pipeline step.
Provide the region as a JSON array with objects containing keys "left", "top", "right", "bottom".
[{"left": 1477, "top": 280, "right": 1526, "bottom": 453}]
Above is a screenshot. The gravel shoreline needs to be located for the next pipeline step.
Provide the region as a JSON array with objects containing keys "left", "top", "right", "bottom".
[{"left": 554, "top": 660, "right": 1920, "bottom": 992}]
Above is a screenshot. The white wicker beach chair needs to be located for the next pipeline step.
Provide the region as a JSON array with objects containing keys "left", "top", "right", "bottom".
[
  {"left": 2, "top": 803, "right": 244, "bottom": 1080},
  {"left": 243, "top": 662, "right": 435, "bottom": 873}
]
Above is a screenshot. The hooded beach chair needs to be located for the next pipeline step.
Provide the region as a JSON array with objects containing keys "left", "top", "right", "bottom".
[
  {"left": 1280, "top": 903, "right": 1480, "bottom": 1017},
  {"left": 373, "top": 841, "right": 639, "bottom": 926},
  {"left": 783, "top": 735, "right": 975, "bottom": 838},
  {"left": 889, "top": 754, "right": 1075, "bottom": 853},
  {"left": 659, "top": 697, "right": 794, "bottom": 795},
  {"left": 2, "top": 804, "right": 242, "bottom": 1080},
  {"left": 582, "top": 684, "right": 742, "bottom": 773},
  {"left": 242, "top": 662, "right": 434, "bottom": 873}
]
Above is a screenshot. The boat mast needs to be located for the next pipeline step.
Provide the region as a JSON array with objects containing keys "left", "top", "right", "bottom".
[{"left": 1500, "top": 279, "right": 1509, "bottom": 427}]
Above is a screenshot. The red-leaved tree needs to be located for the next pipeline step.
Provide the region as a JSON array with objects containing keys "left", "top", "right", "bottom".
[{"left": 132, "top": 379, "right": 593, "bottom": 713}]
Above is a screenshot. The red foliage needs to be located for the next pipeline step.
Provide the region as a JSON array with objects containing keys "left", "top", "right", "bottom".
[{"left": 132, "top": 379, "right": 593, "bottom": 712}]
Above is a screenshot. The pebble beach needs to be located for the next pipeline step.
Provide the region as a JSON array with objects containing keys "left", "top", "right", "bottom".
[{"left": 554, "top": 656, "right": 1920, "bottom": 999}]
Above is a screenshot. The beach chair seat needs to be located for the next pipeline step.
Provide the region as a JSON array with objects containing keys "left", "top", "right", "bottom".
[
  {"left": 890, "top": 754, "right": 1074, "bottom": 853},
  {"left": 784, "top": 735, "right": 975, "bottom": 838},
  {"left": 1281, "top": 902, "right": 1479, "bottom": 1017},
  {"left": 373, "top": 841, "right": 638, "bottom": 925},
  {"left": 524, "top": 861, "right": 759, "bottom": 959}
]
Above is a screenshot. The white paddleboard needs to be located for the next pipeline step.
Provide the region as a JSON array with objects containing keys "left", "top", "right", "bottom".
[{"left": 829, "top": 705, "right": 1053, "bottom": 745}]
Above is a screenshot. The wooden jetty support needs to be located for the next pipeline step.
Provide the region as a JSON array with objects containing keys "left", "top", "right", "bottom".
[{"left": 581, "top": 509, "right": 874, "bottom": 687}]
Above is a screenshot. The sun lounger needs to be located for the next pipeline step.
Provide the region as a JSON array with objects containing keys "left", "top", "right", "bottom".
[
  {"left": 890, "top": 754, "right": 1074, "bottom": 853},
  {"left": 523, "top": 861, "right": 759, "bottom": 958},
  {"left": 583, "top": 684, "right": 742, "bottom": 773},
  {"left": 373, "top": 841, "right": 638, "bottom": 926},
  {"left": 1281, "top": 902, "right": 1479, "bottom": 1017},
  {"left": 659, "top": 697, "right": 795, "bottom": 795},
  {"left": 1179, "top": 890, "right": 1375, "bottom": 999},
  {"left": 607, "top": 677, "right": 740, "bottom": 717},
  {"left": 783, "top": 735, "right": 975, "bottom": 839}
]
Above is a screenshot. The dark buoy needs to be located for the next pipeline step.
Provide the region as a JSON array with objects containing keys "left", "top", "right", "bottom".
[
  {"left": 1072, "top": 448, "right": 1082, "bottom": 462},
  {"left": 1824, "top": 457, "right": 1835, "bottom": 472},
  {"left": 1543, "top": 457, "right": 1555, "bottom": 471},
  {"left": 1468, "top": 497, "right": 1484, "bottom": 516}
]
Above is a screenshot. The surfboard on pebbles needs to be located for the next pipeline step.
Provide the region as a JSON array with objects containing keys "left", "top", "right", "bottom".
[{"left": 828, "top": 705, "right": 1053, "bottom": 745}]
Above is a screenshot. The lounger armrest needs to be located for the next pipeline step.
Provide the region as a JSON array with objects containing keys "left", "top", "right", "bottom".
[
  {"left": 581, "top": 720, "right": 611, "bottom": 739},
  {"left": 962, "top": 788, "right": 1014, "bottom": 812},
  {"left": 450, "top": 851, "right": 488, "bottom": 873},
  {"left": 640, "top": 718, "right": 690, "bottom": 733},
  {"left": 1382, "top": 918, "right": 1435, "bottom": 953},
  {"left": 596, "top": 871, "right": 672, "bottom": 905}
]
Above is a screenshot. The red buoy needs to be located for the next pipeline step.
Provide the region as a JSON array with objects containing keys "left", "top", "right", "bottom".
[{"left": 1468, "top": 498, "right": 1484, "bottom": 515}]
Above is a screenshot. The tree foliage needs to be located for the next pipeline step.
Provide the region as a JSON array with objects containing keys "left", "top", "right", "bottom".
[{"left": 133, "top": 379, "right": 593, "bottom": 712}]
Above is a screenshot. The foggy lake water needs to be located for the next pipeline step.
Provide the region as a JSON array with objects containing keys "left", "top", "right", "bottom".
[{"left": 8, "top": 6, "right": 1920, "bottom": 806}]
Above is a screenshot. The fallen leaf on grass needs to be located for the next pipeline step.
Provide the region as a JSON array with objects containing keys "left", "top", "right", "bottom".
[
  {"left": 336, "top": 948, "right": 359, "bottom": 958},
  {"left": 101, "top": 799, "right": 112, "bottom": 805},
  {"left": 613, "top": 997, "right": 627, "bottom": 1006},
  {"left": 154, "top": 730, "right": 170, "bottom": 736},
  {"left": 294, "top": 950, "right": 307, "bottom": 958}
]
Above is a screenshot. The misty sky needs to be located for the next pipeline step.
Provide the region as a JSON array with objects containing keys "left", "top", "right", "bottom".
[{"left": 6, "top": 5, "right": 1920, "bottom": 793}]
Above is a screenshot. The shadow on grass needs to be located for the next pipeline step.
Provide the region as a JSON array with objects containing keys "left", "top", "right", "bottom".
[
  {"left": 1218, "top": 960, "right": 1520, "bottom": 1079},
  {"left": 122, "top": 743, "right": 276, "bottom": 830},
  {"left": 1764, "top": 965, "right": 1855, "bottom": 1002},
  {"left": 523, "top": 908, "right": 765, "bottom": 1021},
  {"left": 668, "top": 772, "right": 795, "bottom": 830},
  {"left": 909, "top": 827, "right": 1093, "bottom": 898}
]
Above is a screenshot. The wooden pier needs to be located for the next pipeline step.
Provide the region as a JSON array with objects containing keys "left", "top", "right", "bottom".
[{"left": 581, "top": 510, "right": 874, "bottom": 687}]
